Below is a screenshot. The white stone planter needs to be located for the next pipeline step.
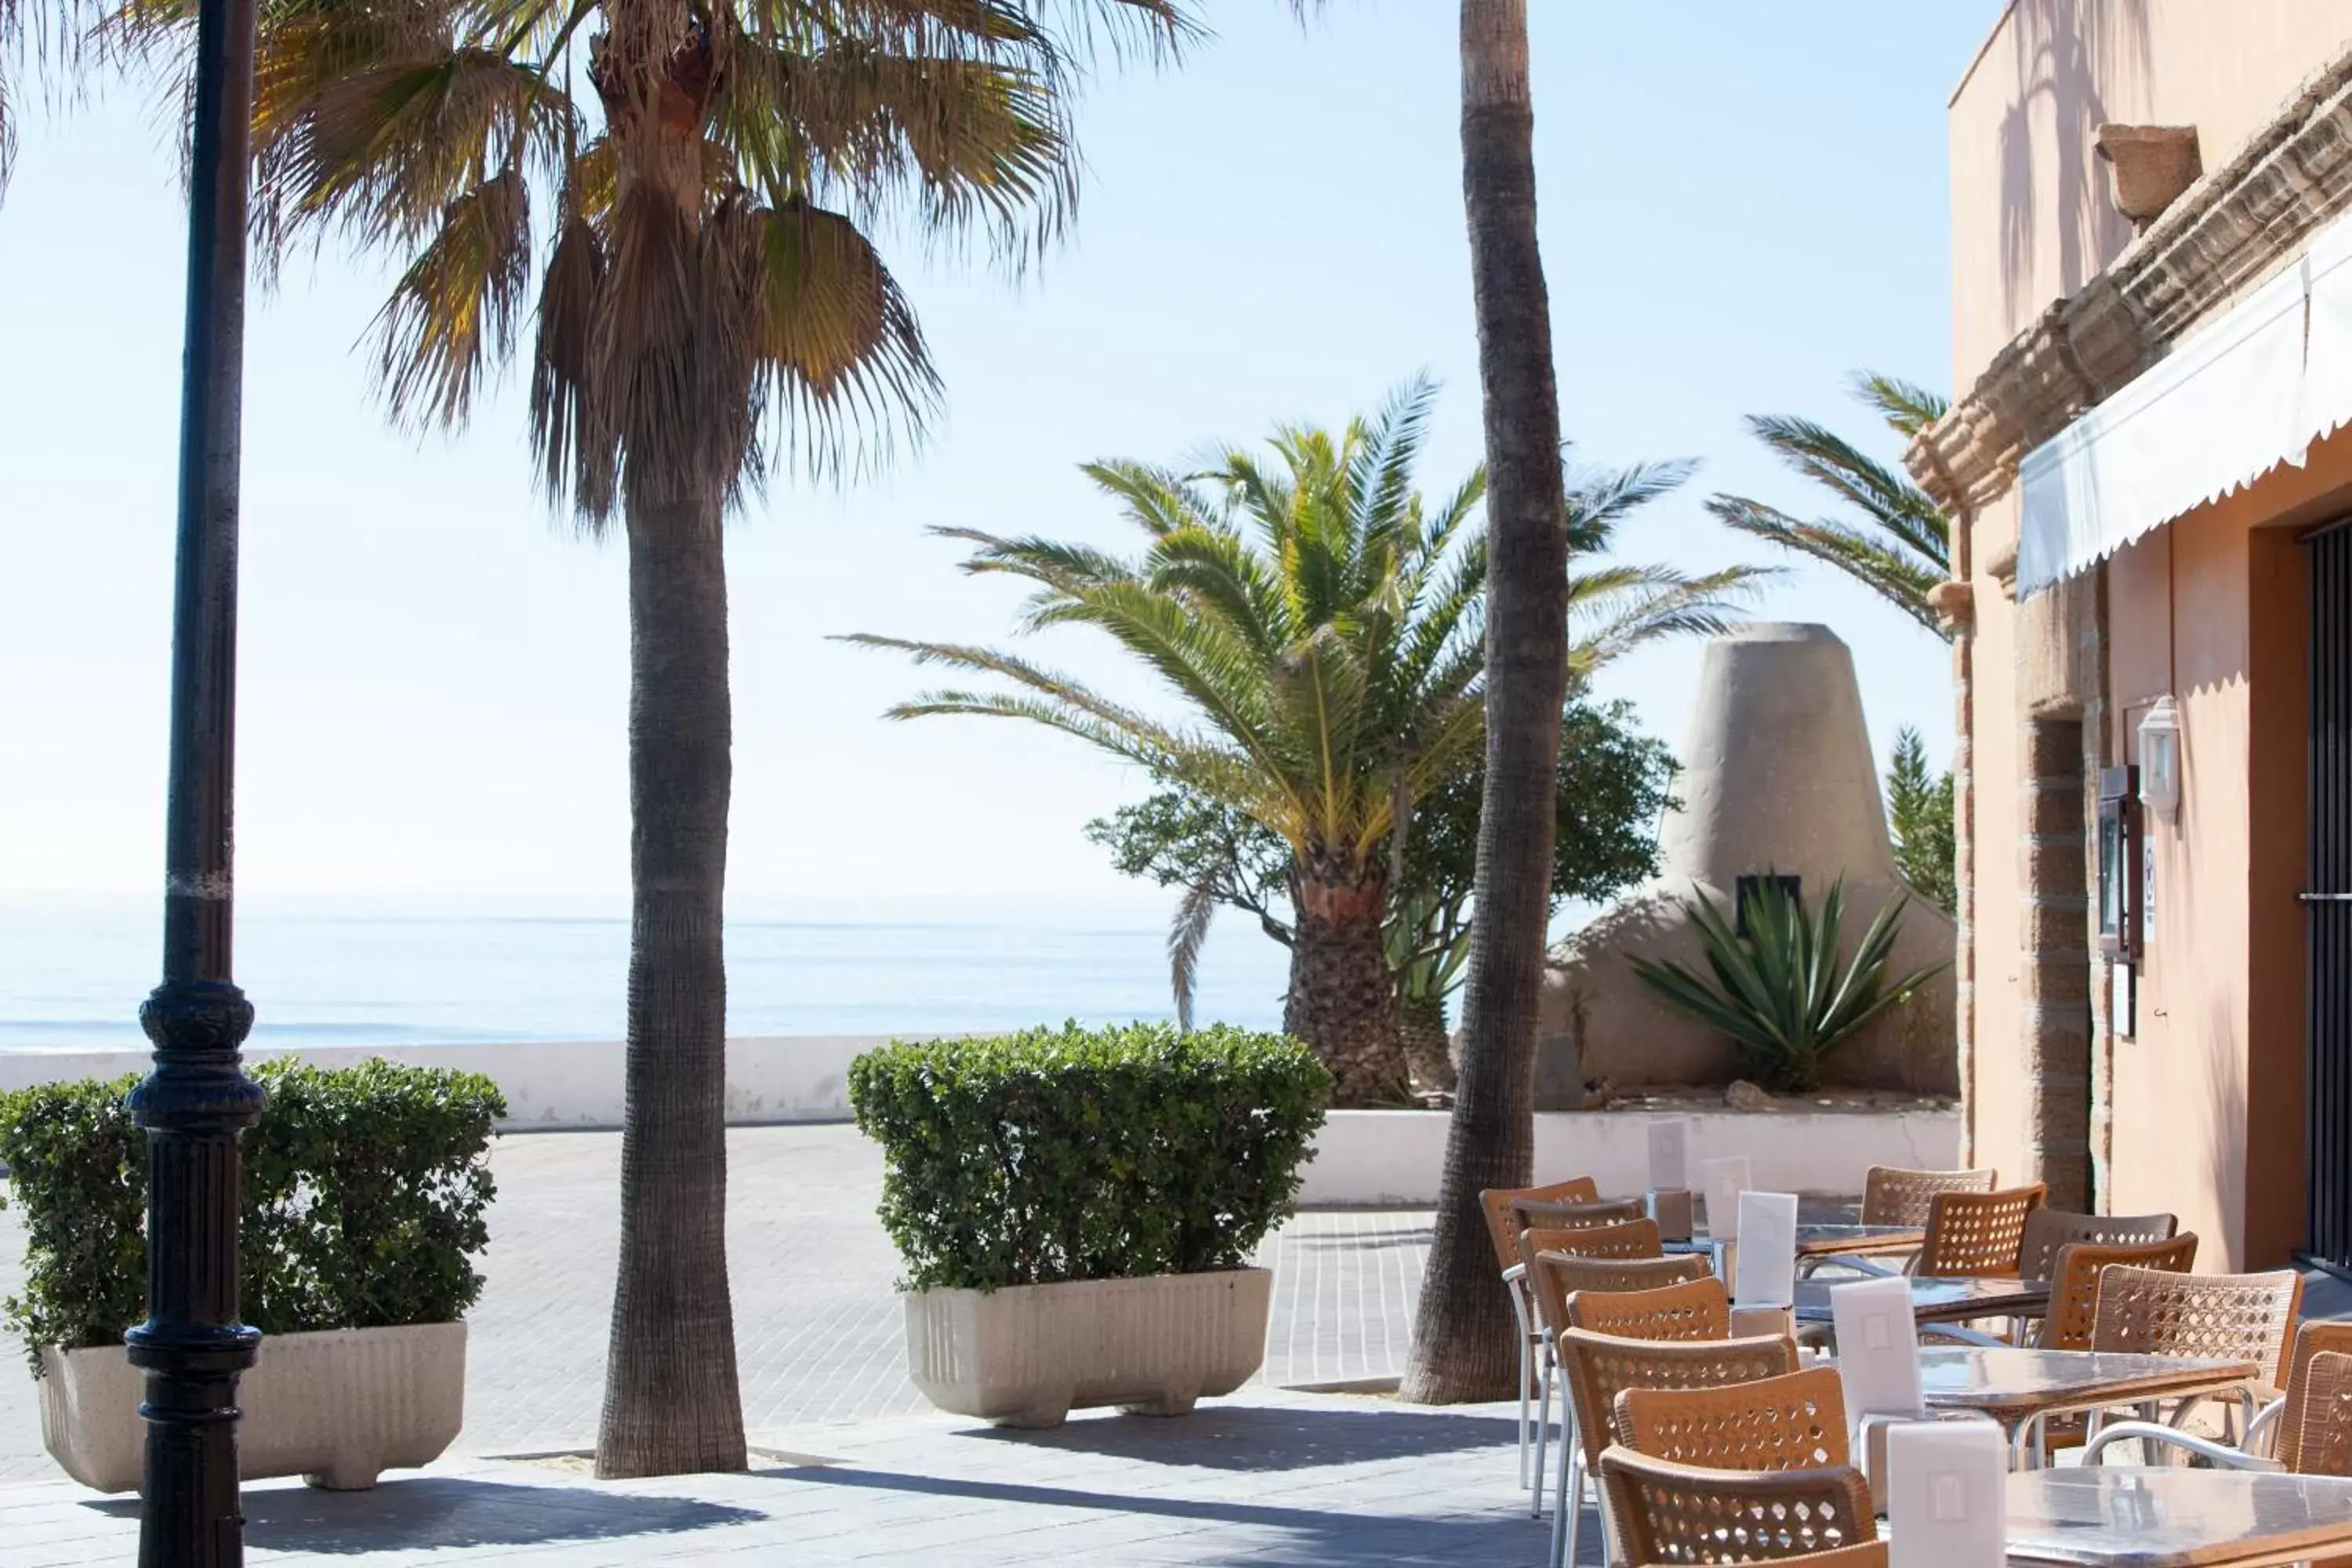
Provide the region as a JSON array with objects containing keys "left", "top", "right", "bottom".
[
  {"left": 905, "top": 1268, "right": 1271, "bottom": 1428},
  {"left": 38, "top": 1322, "right": 466, "bottom": 1494}
]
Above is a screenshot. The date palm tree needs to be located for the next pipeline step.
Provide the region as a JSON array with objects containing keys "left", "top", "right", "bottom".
[
  {"left": 100, "top": 0, "right": 1189, "bottom": 1478},
  {"left": 851, "top": 380, "right": 1759, "bottom": 1105},
  {"left": 1705, "top": 372, "right": 1951, "bottom": 638}
]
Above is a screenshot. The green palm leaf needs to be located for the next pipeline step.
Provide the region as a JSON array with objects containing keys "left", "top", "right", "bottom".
[{"left": 1705, "top": 370, "right": 1954, "bottom": 642}]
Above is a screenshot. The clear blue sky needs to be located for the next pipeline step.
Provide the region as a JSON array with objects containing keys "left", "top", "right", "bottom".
[{"left": 0, "top": 3, "right": 1998, "bottom": 916}]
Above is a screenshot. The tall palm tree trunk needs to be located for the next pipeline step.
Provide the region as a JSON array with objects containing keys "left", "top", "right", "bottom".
[
  {"left": 1287, "top": 851, "right": 1407, "bottom": 1105},
  {"left": 597, "top": 499, "right": 750, "bottom": 1477},
  {"left": 1403, "top": 0, "right": 1568, "bottom": 1404}
]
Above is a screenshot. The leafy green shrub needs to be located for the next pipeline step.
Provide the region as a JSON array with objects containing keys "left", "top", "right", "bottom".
[
  {"left": 0, "top": 1058, "right": 504, "bottom": 1370},
  {"left": 1628, "top": 876, "right": 1948, "bottom": 1093},
  {"left": 849, "top": 1022, "right": 1330, "bottom": 1291}
]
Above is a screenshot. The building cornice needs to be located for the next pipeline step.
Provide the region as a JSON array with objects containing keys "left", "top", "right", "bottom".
[{"left": 1907, "top": 40, "right": 2352, "bottom": 517}]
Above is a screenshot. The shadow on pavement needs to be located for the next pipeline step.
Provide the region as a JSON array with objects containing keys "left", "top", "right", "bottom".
[
  {"left": 966, "top": 1402, "right": 1517, "bottom": 1472},
  {"left": 87, "top": 1475, "right": 764, "bottom": 1554},
  {"left": 760, "top": 1463, "right": 1540, "bottom": 1559}
]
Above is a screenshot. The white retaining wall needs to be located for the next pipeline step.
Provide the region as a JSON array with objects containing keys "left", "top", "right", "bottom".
[
  {"left": 1294, "top": 1108, "right": 1961, "bottom": 1203},
  {"left": 0, "top": 1037, "right": 877, "bottom": 1130},
  {"left": 0, "top": 1040, "right": 1958, "bottom": 1200}
]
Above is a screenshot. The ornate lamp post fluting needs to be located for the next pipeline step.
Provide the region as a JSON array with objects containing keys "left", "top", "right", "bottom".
[{"left": 126, "top": 0, "right": 269, "bottom": 1549}]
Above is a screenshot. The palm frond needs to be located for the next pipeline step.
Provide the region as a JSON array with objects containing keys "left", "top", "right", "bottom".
[
  {"left": 1744, "top": 412, "right": 1948, "bottom": 568},
  {"left": 1167, "top": 876, "right": 1220, "bottom": 1031},
  {"left": 743, "top": 195, "right": 940, "bottom": 477},
  {"left": 1704, "top": 495, "right": 1947, "bottom": 637},
  {"left": 721, "top": 36, "right": 1076, "bottom": 260},
  {"left": 1561, "top": 456, "right": 1697, "bottom": 554},
  {"left": 1852, "top": 372, "right": 1948, "bottom": 439},
  {"left": 1567, "top": 564, "right": 1776, "bottom": 682},
  {"left": 371, "top": 164, "right": 532, "bottom": 428}
]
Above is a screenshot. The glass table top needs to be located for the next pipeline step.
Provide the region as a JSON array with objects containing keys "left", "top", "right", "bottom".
[
  {"left": 1915, "top": 1347, "right": 2259, "bottom": 1420},
  {"left": 1794, "top": 1275, "right": 2052, "bottom": 1323},
  {"left": 2005, "top": 1467, "right": 2352, "bottom": 1566}
]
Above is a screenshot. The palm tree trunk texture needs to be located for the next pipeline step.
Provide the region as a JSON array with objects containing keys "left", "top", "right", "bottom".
[
  {"left": 1399, "top": 994, "right": 1457, "bottom": 1096},
  {"left": 1286, "top": 853, "right": 1408, "bottom": 1105},
  {"left": 1403, "top": 0, "right": 1569, "bottom": 1404},
  {"left": 597, "top": 499, "right": 750, "bottom": 1478}
]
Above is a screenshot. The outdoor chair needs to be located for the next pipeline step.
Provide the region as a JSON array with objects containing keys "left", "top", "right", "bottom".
[
  {"left": 1515, "top": 1217, "right": 1670, "bottom": 1512},
  {"left": 1611, "top": 1365, "right": 1850, "bottom": 1472},
  {"left": 2034, "top": 1234, "right": 2198, "bottom": 1351},
  {"left": 2091, "top": 1263, "right": 2303, "bottom": 1388},
  {"left": 1482, "top": 1178, "right": 1601, "bottom": 1501},
  {"left": 1554, "top": 1328, "right": 1799, "bottom": 1568},
  {"left": 1599, "top": 1446, "right": 1876, "bottom": 1566},
  {"left": 1794, "top": 1164, "right": 1988, "bottom": 1281},
  {"left": 2016, "top": 1206, "right": 2180, "bottom": 1281},
  {"left": 2085, "top": 1319, "right": 2352, "bottom": 1472},
  {"left": 1538, "top": 1252, "right": 1714, "bottom": 1299},
  {"left": 1910, "top": 1182, "right": 2047, "bottom": 1278},
  {"left": 1563, "top": 1276, "right": 1732, "bottom": 1342},
  {"left": 1483, "top": 1179, "right": 1603, "bottom": 1275},
  {"left": 1523, "top": 1218, "right": 1664, "bottom": 1265},
  {"left": 1635, "top": 1546, "right": 1886, "bottom": 1568},
  {"left": 1860, "top": 1164, "right": 1996, "bottom": 1227},
  {"left": 1514, "top": 1195, "right": 1648, "bottom": 1235}
]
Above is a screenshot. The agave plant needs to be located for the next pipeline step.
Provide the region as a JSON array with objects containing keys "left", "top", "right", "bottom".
[{"left": 1628, "top": 876, "right": 1947, "bottom": 1093}]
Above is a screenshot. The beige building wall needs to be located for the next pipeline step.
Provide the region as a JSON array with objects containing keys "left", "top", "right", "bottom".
[{"left": 1944, "top": 2, "right": 2352, "bottom": 1266}]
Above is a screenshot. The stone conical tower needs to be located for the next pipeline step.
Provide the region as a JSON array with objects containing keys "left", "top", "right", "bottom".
[{"left": 1535, "top": 623, "right": 1957, "bottom": 1105}]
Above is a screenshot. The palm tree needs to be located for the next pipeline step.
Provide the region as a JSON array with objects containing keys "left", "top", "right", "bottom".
[
  {"left": 850, "top": 380, "right": 1756, "bottom": 1105},
  {"left": 1705, "top": 373, "right": 1952, "bottom": 638},
  {"left": 1398, "top": 0, "right": 1566, "bottom": 1406},
  {"left": 112, "top": 0, "right": 1189, "bottom": 1478}
]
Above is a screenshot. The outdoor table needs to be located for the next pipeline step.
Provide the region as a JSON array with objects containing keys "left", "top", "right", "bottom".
[
  {"left": 2003, "top": 1466, "right": 2352, "bottom": 1567},
  {"left": 1790, "top": 1223, "right": 1927, "bottom": 1257},
  {"left": 1668, "top": 1224, "right": 1928, "bottom": 1277},
  {"left": 1669, "top": 1222, "right": 1929, "bottom": 1254},
  {"left": 1914, "top": 1347, "right": 2259, "bottom": 1467},
  {"left": 1794, "top": 1275, "right": 2052, "bottom": 1331}
]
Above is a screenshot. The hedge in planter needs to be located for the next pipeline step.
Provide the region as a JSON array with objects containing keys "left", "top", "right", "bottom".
[
  {"left": 0, "top": 1057, "right": 505, "bottom": 1367},
  {"left": 851, "top": 1022, "right": 1329, "bottom": 1425},
  {"left": 851, "top": 1022, "right": 1330, "bottom": 1291}
]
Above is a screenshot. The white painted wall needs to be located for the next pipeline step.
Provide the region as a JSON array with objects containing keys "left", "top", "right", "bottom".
[
  {"left": 1293, "top": 1109, "right": 1961, "bottom": 1204},
  {"left": 0, "top": 1042, "right": 1958, "bottom": 1203},
  {"left": 0, "top": 1037, "right": 890, "bottom": 1130}
]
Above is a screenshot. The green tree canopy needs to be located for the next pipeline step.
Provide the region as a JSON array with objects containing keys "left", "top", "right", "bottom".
[{"left": 1886, "top": 724, "right": 1957, "bottom": 915}]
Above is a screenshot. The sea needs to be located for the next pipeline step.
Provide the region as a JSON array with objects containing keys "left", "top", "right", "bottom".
[{"left": 0, "top": 894, "right": 1294, "bottom": 1053}]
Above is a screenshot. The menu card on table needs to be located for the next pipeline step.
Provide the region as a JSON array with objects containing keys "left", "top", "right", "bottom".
[
  {"left": 1697, "top": 1154, "right": 1751, "bottom": 1240},
  {"left": 1886, "top": 1419, "right": 2005, "bottom": 1568},
  {"left": 1830, "top": 1275, "right": 1926, "bottom": 1418},
  {"left": 1732, "top": 1191, "right": 1798, "bottom": 1307},
  {"left": 1646, "top": 1117, "right": 1690, "bottom": 1191}
]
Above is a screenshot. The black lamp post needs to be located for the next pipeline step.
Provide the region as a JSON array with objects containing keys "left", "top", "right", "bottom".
[{"left": 125, "top": 0, "right": 268, "bottom": 1549}]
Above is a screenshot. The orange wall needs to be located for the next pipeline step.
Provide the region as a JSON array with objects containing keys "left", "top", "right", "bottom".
[
  {"left": 1964, "top": 492, "right": 2031, "bottom": 1192},
  {"left": 1964, "top": 442, "right": 2342, "bottom": 1265},
  {"left": 1949, "top": 1, "right": 2352, "bottom": 376},
  {"left": 1947, "top": 2, "right": 2352, "bottom": 1261}
]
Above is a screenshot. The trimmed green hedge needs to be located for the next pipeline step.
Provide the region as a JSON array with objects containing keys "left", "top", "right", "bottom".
[
  {"left": 849, "top": 1022, "right": 1330, "bottom": 1292},
  {"left": 0, "top": 1058, "right": 504, "bottom": 1370}
]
